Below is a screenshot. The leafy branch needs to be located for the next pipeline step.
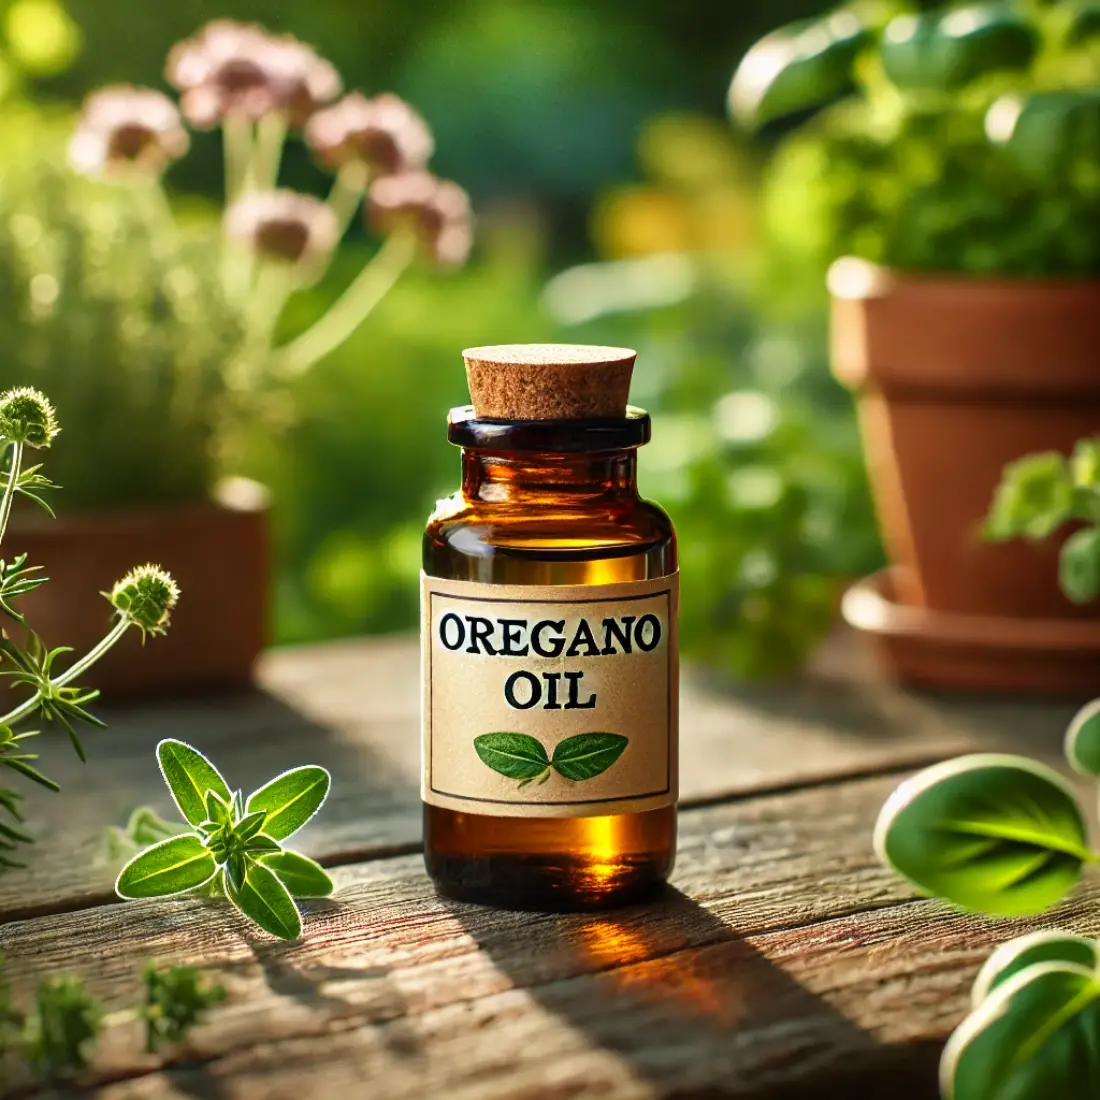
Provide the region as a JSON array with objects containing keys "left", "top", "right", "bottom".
[
  {"left": 875, "top": 697, "right": 1100, "bottom": 1098},
  {"left": 114, "top": 740, "right": 334, "bottom": 940},
  {"left": 984, "top": 436, "right": 1100, "bottom": 604},
  {"left": 0, "top": 388, "right": 180, "bottom": 870},
  {"left": 0, "top": 955, "right": 224, "bottom": 1086}
]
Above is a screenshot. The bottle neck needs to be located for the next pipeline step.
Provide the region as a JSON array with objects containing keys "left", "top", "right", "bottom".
[{"left": 461, "top": 448, "right": 639, "bottom": 505}]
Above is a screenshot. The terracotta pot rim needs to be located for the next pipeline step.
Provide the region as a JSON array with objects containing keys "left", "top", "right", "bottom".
[
  {"left": 828, "top": 256, "right": 1100, "bottom": 300},
  {"left": 843, "top": 568, "right": 1100, "bottom": 652},
  {"left": 10, "top": 476, "right": 270, "bottom": 533}
]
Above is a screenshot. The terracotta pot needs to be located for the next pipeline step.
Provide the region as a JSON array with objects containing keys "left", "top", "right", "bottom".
[
  {"left": 6, "top": 478, "right": 270, "bottom": 698},
  {"left": 844, "top": 569, "right": 1100, "bottom": 696},
  {"left": 830, "top": 258, "right": 1100, "bottom": 620}
]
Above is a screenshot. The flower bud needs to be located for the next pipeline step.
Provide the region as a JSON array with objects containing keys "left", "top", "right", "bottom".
[
  {"left": 0, "top": 387, "right": 60, "bottom": 449},
  {"left": 69, "top": 85, "right": 190, "bottom": 179},
  {"left": 166, "top": 20, "right": 341, "bottom": 129},
  {"left": 109, "top": 565, "right": 180, "bottom": 637},
  {"left": 225, "top": 190, "right": 339, "bottom": 267},
  {"left": 369, "top": 172, "right": 473, "bottom": 267},
  {"left": 305, "top": 92, "right": 433, "bottom": 176}
]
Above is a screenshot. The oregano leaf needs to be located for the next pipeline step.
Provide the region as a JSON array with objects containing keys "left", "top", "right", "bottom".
[
  {"left": 260, "top": 850, "right": 334, "bottom": 898},
  {"left": 1065, "top": 699, "right": 1100, "bottom": 777},
  {"left": 551, "top": 733, "right": 629, "bottom": 781},
  {"left": 156, "top": 740, "right": 231, "bottom": 828},
  {"left": 971, "top": 931, "right": 1100, "bottom": 1008},
  {"left": 226, "top": 859, "right": 302, "bottom": 940},
  {"left": 473, "top": 733, "right": 549, "bottom": 780},
  {"left": 875, "top": 754, "right": 1089, "bottom": 917},
  {"left": 115, "top": 834, "right": 217, "bottom": 899},
  {"left": 245, "top": 766, "right": 330, "bottom": 841},
  {"left": 942, "top": 963, "right": 1100, "bottom": 1100},
  {"left": 1060, "top": 527, "right": 1100, "bottom": 605},
  {"left": 233, "top": 810, "right": 268, "bottom": 844}
]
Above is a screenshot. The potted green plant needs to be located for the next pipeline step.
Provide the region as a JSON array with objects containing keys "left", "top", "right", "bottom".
[
  {"left": 730, "top": 1, "right": 1100, "bottom": 693},
  {"left": 0, "top": 20, "right": 471, "bottom": 695}
]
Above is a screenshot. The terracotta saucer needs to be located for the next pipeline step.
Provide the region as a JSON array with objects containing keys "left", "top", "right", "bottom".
[{"left": 841, "top": 568, "right": 1100, "bottom": 697}]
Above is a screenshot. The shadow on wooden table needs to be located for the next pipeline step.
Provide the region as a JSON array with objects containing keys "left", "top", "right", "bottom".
[{"left": 445, "top": 886, "right": 940, "bottom": 1100}]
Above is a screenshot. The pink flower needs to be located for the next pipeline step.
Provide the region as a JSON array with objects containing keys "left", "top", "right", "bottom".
[
  {"left": 305, "top": 92, "right": 434, "bottom": 176},
  {"left": 69, "top": 85, "right": 189, "bottom": 178},
  {"left": 369, "top": 172, "right": 472, "bottom": 267},
  {"left": 166, "top": 20, "right": 341, "bottom": 129},
  {"left": 224, "top": 190, "right": 338, "bottom": 265}
]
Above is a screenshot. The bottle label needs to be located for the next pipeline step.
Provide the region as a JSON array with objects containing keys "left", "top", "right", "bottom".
[{"left": 421, "top": 573, "right": 678, "bottom": 818}]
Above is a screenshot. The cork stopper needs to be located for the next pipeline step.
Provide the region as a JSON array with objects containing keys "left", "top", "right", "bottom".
[{"left": 462, "top": 343, "right": 636, "bottom": 420}]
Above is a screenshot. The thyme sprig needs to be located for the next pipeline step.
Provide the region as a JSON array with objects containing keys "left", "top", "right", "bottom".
[
  {"left": 0, "top": 387, "right": 180, "bottom": 869},
  {"left": 0, "top": 955, "right": 225, "bottom": 1085}
]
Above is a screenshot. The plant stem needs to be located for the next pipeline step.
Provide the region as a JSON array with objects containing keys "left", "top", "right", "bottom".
[
  {"left": 0, "top": 618, "right": 130, "bottom": 728},
  {"left": 273, "top": 232, "right": 417, "bottom": 375},
  {"left": 0, "top": 441, "right": 23, "bottom": 548},
  {"left": 222, "top": 115, "right": 254, "bottom": 204},
  {"left": 246, "top": 262, "right": 299, "bottom": 351},
  {"left": 249, "top": 113, "right": 288, "bottom": 193},
  {"left": 326, "top": 161, "right": 370, "bottom": 242}
]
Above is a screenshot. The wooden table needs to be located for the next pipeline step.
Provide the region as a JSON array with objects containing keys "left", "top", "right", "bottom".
[{"left": 1, "top": 633, "right": 1095, "bottom": 1099}]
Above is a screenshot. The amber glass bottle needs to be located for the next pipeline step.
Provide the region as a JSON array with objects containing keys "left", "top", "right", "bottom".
[{"left": 421, "top": 345, "right": 678, "bottom": 910}]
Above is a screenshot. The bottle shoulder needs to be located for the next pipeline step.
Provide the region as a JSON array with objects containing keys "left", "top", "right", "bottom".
[{"left": 424, "top": 492, "right": 675, "bottom": 560}]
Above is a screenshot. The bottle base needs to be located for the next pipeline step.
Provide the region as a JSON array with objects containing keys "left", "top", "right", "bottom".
[{"left": 423, "top": 804, "right": 676, "bottom": 912}]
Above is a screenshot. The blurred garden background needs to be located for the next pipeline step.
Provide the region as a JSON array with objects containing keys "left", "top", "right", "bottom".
[{"left": 0, "top": 0, "right": 904, "bottom": 679}]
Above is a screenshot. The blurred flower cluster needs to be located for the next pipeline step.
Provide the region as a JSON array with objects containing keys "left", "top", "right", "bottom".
[{"left": 68, "top": 18, "right": 472, "bottom": 385}]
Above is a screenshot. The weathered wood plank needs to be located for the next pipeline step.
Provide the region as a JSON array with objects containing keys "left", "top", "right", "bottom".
[
  {"left": 0, "top": 633, "right": 1076, "bottom": 920},
  {"left": 4, "top": 773, "right": 1097, "bottom": 1098}
]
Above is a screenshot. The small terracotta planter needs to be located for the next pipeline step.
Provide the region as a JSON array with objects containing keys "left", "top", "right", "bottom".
[
  {"left": 7, "top": 478, "right": 270, "bottom": 698},
  {"left": 830, "top": 258, "right": 1100, "bottom": 693}
]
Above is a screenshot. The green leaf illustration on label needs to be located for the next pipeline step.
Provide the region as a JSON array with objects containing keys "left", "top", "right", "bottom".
[
  {"left": 474, "top": 731, "right": 629, "bottom": 788},
  {"left": 473, "top": 733, "right": 551, "bottom": 784},
  {"left": 551, "top": 733, "right": 629, "bottom": 781}
]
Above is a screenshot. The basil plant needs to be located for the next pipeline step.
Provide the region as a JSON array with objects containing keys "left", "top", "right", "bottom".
[{"left": 876, "top": 699, "right": 1100, "bottom": 1099}]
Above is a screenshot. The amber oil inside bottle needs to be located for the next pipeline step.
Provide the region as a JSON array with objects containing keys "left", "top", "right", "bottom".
[{"left": 423, "top": 408, "right": 676, "bottom": 910}]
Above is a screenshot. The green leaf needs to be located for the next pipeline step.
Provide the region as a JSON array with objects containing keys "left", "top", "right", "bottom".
[
  {"left": 874, "top": 754, "right": 1089, "bottom": 917},
  {"left": 983, "top": 451, "right": 1075, "bottom": 542},
  {"left": 156, "top": 740, "right": 232, "bottom": 828},
  {"left": 245, "top": 766, "right": 330, "bottom": 841},
  {"left": 226, "top": 858, "right": 302, "bottom": 940},
  {"left": 233, "top": 810, "right": 268, "bottom": 843},
  {"left": 244, "top": 834, "right": 281, "bottom": 855},
  {"left": 205, "top": 790, "right": 231, "bottom": 828},
  {"left": 971, "top": 931, "right": 1100, "bottom": 1007},
  {"left": 1067, "top": 3, "right": 1100, "bottom": 47},
  {"left": 116, "top": 834, "right": 218, "bottom": 899},
  {"left": 988, "top": 90, "right": 1100, "bottom": 179},
  {"left": 260, "top": 850, "right": 335, "bottom": 898},
  {"left": 1072, "top": 438, "right": 1100, "bottom": 490},
  {"left": 142, "top": 964, "right": 226, "bottom": 1051},
  {"left": 125, "top": 805, "right": 188, "bottom": 846},
  {"left": 729, "top": 12, "right": 869, "bottom": 128},
  {"left": 942, "top": 963, "right": 1100, "bottom": 1100},
  {"left": 1060, "top": 527, "right": 1100, "bottom": 605},
  {"left": 551, "top": 733, "right": 629, "bottom": 781},
  {"left": 1065, "top": 699, "right": 1100, "bottom": 777},
  {"left": 473, "top": 733, "right": 550, "bottom": 780},
  {"left": 882, "top": 6, "right": 1037, "bottom": 92}
]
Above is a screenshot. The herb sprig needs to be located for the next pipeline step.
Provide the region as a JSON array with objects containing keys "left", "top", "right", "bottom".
[
  {"left": 876, "top": 698, "right": 1100, "bottom": 1098},
  {"left": 0, "top": 956, "right": 224, "bottom": 1085},
  {"left": 0, "top": 387, "right": 179, "bottom": 869},
  {"left": 115, "top": 740, "right": 333, "bottom": 940},
  {"left": 985, "top": 436, "right": 1100, "bottom": 604}
]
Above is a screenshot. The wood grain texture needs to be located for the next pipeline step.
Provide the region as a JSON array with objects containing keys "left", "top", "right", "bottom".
[
  {"left": 4, "top": 773, "right": 1098, "bottom": 1099},
  {"left": 0, "top": 634, "right": 1075, "bottom": 921}
]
